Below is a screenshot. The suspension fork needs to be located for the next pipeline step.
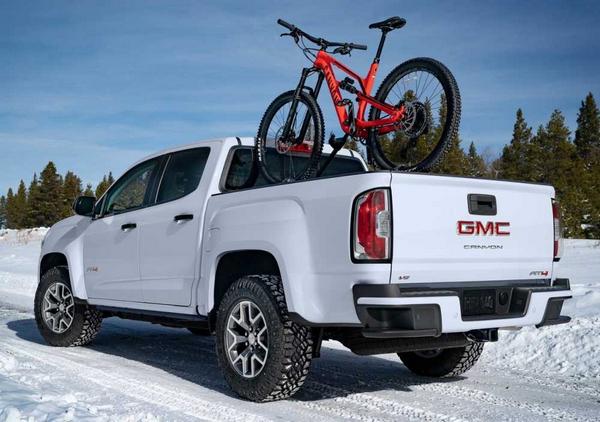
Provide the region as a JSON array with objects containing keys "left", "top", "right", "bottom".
[{"left": 282, "top": 67, "right": 323, "bottom": 144}]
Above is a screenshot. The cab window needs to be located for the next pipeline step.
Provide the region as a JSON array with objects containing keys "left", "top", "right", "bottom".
[
  {"left": 103, "top": 158, "right": 159, "bottom": 215},
  {"left": 223, "top": 147, "right": 366, "bottom": 191},
  {"left": 156, "top": 147, "right": 210, "bottom": 203}
]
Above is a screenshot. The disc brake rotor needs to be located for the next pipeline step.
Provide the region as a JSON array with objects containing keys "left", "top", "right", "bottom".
[
  {"left": 274, "top": 127, "right": 296, "bottom": 154},
  {"left": 398, "top": 101, "right": 429, "bottom": 138}
]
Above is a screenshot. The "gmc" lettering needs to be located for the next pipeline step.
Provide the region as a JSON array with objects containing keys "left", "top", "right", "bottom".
[{"left": 457, "top": 220, "right": 510, "bottom": 236}]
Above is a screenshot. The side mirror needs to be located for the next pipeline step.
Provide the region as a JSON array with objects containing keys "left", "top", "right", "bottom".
[{"left": 73, "top": 196, "right": 96, "bottom": 217}]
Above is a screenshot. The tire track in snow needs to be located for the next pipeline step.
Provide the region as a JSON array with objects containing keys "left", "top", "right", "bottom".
[
  {"left": 93, "top": 325, "right": 385, "bottom": 422},
  {"left": 317, "top": 359, "right": 588, "bottom": 421},
  {"left": 3, "top": 316, "right": 422, "bottom": 422},
  {"left": 301, "top": 379, "right": 469, "bottom": 422},
  {"left": 186, "top": 341, "right": 467, "bottom": 422},
  {"left": 481, "top": 363, "right": 600, "bottom": 399},
  {"left": 3, "top": 330, "right": 387, "bottom": 422},
  {"left": 99, "top": 323, "right": 460, "bottom": 422},
  {"left": 2, "top": 340, "right": 268, "bottom": 422},
  {"left": 102, "top": 324, "right": 593, "bottom": 422}
]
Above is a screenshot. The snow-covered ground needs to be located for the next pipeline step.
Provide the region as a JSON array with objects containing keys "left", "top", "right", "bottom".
[{"left": 0, "top": 229, "right": 599, "bottom": 421}]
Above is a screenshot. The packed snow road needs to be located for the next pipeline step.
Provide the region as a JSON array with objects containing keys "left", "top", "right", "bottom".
[{"left": 1, "top": 229, "right": 599, "bottom": 421}]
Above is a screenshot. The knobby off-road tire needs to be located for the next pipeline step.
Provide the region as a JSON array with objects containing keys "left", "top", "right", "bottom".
[
  {"left": 215, "top": 275, "right": 313, "bottom": 402},
  {"left": 368, "top": 57, "right": 461, "bottom": 172},
  {"left": 256, "top": 90, "right": 324, "bottom": 184},
  {"left": 34, "top": 266, "right": 102, "bottom": 347},
  {"left": 398, "top": 342, "right": 484, "bottom": 378}
]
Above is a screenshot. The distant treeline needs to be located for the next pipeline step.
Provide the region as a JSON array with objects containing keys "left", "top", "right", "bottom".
[
  {"left": 0, "top": 166, "right": 114, "bottom": 230},
  {"left": 0, "top": 93, "right": 598, "bottom": 238}
]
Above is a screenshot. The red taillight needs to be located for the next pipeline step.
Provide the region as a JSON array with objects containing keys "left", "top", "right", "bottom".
[
  {"left": 288, "top": 142, "right": 313, "bottom": 154},
  {"left": 552, "top": 199, "right": 562, "bottom": 261},
  {"left": 353, "top": 189, "right": 391, "bottom": 261}
]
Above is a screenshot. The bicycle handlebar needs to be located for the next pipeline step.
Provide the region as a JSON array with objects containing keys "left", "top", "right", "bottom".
[
  {"left": 277, "top": 18, "right": 296, "bottom": 32},
  {"left": 277, "top": 18, "right": 367, "bottom": 52}
]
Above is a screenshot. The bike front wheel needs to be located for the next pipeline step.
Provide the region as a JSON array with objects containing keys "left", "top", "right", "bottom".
[
  {"left": 256, "top": 90, "right": 324, "bottom": 183},
  {"left": 368, "top": 57, "right": 461, "bottom": 172}
]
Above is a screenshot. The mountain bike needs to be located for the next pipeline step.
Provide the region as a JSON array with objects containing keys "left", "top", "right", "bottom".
[{"left": 255, "top": 17, "right": 461, "bottom": 183}]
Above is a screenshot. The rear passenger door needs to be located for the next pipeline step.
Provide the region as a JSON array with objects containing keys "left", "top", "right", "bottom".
[{"left": 138, "top": 147, "right": 210, "bottom": 306}]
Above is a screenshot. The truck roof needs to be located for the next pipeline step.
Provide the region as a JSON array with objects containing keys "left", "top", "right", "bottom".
[{"left": 133, "top": 136, "right": 363, "bottom": 167}]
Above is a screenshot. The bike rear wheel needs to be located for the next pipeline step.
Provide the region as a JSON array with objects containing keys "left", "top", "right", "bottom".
[
  {"left": 256, "top": 91, "right": 324, "bottom": 183},
  {"left": 368, "top": 57, "right": 461, "bottom": 172}
]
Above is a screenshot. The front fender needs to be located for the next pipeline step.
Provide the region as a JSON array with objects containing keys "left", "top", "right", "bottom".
[{"left": 40, "top": 216, "right": 91, "bottom": 299}]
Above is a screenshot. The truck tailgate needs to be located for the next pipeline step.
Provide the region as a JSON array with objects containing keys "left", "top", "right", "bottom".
[{"left": 389, "top": 173, "right": 556, "bottom": 284}]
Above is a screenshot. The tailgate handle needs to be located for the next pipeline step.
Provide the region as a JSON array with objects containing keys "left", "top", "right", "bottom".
[{"left": 468, "top": 194, "right": 497, "bottom": 215}]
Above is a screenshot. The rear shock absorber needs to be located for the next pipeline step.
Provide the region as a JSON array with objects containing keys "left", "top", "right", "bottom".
[{"left": 338, "top": 77, "right": 358, "bottom": 134}]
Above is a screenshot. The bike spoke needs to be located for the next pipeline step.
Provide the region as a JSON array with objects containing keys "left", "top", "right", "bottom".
[{"left": 371, "top": 64, "right": 454, "bottom": 170}]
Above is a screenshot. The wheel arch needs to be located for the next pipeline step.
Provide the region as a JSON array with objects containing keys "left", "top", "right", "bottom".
[
  {"left": 209, "top": 249, "right": 282, "bottom": 326},
  {"left": 40, "top": 252, "right": 69, "bottom": 280},
  {"left": 39, "top": 248, "right": 88, "bottom": 300}
]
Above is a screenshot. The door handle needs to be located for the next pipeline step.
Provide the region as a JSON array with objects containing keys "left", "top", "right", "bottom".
[
  {"left": 174, "top": 214, "right": 194, "bottom": 222},
  {"left": 121, "top": 223, "right": 137, "bottom": 231}
]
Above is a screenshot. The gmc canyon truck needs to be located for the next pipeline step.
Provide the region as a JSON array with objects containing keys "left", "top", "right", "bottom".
[{"left": 35, "top": 137, "right": 572, "bottom": 402}]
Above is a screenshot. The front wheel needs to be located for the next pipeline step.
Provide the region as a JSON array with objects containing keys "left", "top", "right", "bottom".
[
  {"left": 368, "top": 57, "right": 461, "bottom": 172},
  {"left": 34, "top": 266, "right": 103, "bottom": 347},
  {"left": 256, "top": 91, "right": 324, "bottom": 183}
]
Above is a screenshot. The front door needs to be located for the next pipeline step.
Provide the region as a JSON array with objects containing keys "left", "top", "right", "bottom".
[{"left": 83, "top": 157, "right": 161, "bottom": 302}]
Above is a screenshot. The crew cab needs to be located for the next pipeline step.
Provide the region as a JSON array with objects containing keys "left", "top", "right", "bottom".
[{"left": 35, "top": 137, "right": 572, "bottom": 402}]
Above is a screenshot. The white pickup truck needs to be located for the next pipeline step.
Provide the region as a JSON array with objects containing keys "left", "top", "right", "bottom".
[{"left": 35, "top": 137, "right": 572, "bottom": 402}]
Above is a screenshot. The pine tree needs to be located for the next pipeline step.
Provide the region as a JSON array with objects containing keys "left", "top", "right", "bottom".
[
  {"left": 0, "top": 195, "right": 6, "bottom": 229},
  {"left": 83, "top": 183, "right": 95, "bottom": 196},
  {"left": 466, "top": 142, "right": 487, "bottom": 177},
  {"left": 13, "top": 180, "right": 28, "bottom": 229},
  {"left": 498, "top": 109, "right": 533, "bottom": 181},
  {"left": 574, "top": 92, "right": 600, "bottom": 238},
  {"left": 25, "top": 173, "right": 42, "bottom": 228},
  {"left": 37, "top": 162, "right": 63, "bottom": 227},
  {"left": 575, "top": 93, "right": 600, "bottom": 164},
  {"left": 95, "top": 172, "right": 114, "bottom": 198},
  {"left": 5, "top": 188, "right": 17, "bottom": 229},
  {"left": 61, "top": 171, "right": 82, "bottom": 219},
  {"left": 529, "top": 110, "right": 585, "bottom": 237}
]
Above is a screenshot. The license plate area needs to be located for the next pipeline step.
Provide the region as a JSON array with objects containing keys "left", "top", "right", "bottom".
[{"left": 462, "top": 289, "right": 496, "bottom": 317}]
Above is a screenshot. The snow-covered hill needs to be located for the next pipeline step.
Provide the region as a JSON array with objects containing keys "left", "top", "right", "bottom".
[{"left": 0, "top": 230, "right": 599, "bottom": 421}]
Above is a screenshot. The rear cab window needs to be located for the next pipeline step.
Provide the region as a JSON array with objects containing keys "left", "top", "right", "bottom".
[
  {"left": 223, "top": 147, "right": 366, "bottom": 191},
  {"left": 156, "top": 147, "right": 210, "bottom": 203}
]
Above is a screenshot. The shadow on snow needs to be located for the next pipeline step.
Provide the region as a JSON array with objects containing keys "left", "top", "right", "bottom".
[{"left": 6, "top": 315, "right": 463, "bottom": 402}]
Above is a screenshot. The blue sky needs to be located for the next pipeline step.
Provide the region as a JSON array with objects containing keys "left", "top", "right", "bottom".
[{"left": 1, "top": 1, "right": 599, "bottom": 194}]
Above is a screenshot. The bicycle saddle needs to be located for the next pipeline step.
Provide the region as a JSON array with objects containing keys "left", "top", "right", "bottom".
[{"left": 369, "top": 16, "right": 406, "bottom": 31}]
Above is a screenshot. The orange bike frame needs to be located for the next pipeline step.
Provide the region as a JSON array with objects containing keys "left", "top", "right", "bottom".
[{"left": 313, "top": 50, "right": 405, "bottom": 138}]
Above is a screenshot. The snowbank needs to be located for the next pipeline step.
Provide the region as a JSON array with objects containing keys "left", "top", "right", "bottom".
[{"left": 0, "top": 228, "right": 48, "bottom": 311}]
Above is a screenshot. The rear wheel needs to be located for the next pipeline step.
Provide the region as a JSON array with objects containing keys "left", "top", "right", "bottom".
[
  {"left": 256, "top": 91, "right": 324, "bottom": 183},
  {"left": 398, "top": 342, "right": 484, "bottom": 377},
  {"left": 368, "top": 57, "right": 461, "bottom": 172},
  {"left": 215, "top": 275, "right": 313, "bottom": 402}
]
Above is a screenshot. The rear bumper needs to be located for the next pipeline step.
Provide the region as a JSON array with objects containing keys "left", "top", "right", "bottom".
[{"left": 353, "top": 279, "right": 572, "bottom": 338}]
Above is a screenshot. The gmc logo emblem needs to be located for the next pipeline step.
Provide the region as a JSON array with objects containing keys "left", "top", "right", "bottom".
[{"left": 457, "top": 220, "right": 510, "bottom": 236}]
